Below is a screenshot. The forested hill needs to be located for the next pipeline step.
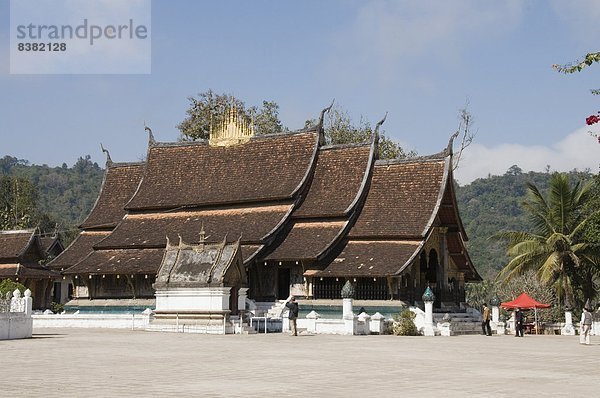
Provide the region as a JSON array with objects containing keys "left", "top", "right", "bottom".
[
  {"left": 455, "top": 165, "right": 595, "bottom": 279},
  {"left": 0, "top": 155, "right": 104, "bottom": 241},
  {"left": 0, "top": 155, "right": 595, "bottom": 279}
]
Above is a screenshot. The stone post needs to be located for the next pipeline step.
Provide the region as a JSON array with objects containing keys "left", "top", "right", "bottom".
[
  {"left": 561, "top": 310, "right": 575, "bottom": 336},
  {"left": 237, "top": 287, "right": 249, "bottom": 312},
  {"left": 370, "top": 312, "right": 386, "bottom": 334},
  {"left": 341, "top": 280, "right": 357, "bottom": 335},
  {"left": 358, "top": 312, "right": 371, "bottom": 335},
  {"left": 496, "top": 315, "right": 506, "bottom": 335},
  {"left": 10, "top": 289, "right": 22, "bottom": 313},
  {"left": 23, "top": 289, "right": 32, "bottom": 316},
  {"left": 306, "top": 310, "right": 320, "bottom": 334},
  {"left": 490, "top": 294, "right": 500, "bottom": 332},
  {"left": 422, "top": 287, "right": 435, "bottom": 336}
]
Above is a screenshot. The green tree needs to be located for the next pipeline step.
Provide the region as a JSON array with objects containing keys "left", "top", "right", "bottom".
[
  {"left": 304, "top": 105, "right": 416, "bottom": 160},
  {"left": 177, "top": 90, "right": 284, "bottom": 140},
  {"left": 0, "top": 176, "right": 37, "bottom": 230},
  {"left": 495, "top": 173, "right": 600, "bottom": 309}
]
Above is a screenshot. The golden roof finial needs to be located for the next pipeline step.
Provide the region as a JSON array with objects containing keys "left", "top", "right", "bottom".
[{"left": 209, "top": 103, "right": 255, "bottom": 146}]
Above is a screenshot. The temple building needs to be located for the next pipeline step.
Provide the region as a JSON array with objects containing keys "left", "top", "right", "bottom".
[
  {"left": 51, "top": 107, "right": 480, "bottom": 313},
  {"left": 0, "top": 228, "right": 61, "bottom": 309}
]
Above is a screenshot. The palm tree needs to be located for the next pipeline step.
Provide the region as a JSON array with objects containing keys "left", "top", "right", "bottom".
[{"left": 495, "top": 173, "right": 599, "bottom": 308}]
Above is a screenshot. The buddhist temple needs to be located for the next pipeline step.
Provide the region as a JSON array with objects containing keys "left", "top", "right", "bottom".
[
  {"left": 0, "top": 228, "right": 60, "bottom": 309},
  {"left": 51, "top": 106, "right": 481, "bottom": 314}
]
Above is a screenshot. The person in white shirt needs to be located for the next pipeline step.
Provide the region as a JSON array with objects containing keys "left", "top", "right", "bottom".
[{"left": 579, "top": 307, "right": 593, "bottom": 345}]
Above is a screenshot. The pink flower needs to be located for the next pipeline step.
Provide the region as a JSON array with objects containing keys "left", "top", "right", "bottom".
[{"left": 586, "top": 115, "right": 600, "bottom": 125}]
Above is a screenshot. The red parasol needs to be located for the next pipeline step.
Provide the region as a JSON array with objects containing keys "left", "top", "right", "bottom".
[
  {"left": 501, "top": 293, "right": 550, "bottom": 335},
  {"left": 501, "top": 292, "right": 551, "bottom": 309}
]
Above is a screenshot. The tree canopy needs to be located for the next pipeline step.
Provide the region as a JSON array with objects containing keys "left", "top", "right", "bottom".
[
  {"left": 177, "top": 91, "right": 415, "bottom": 160},
  {"left": 177, "top": 90, "right": 284, "bottom": 140},
  {"left": 304, "top": 104, "right": 417, "bottom": 160},
  {"left": 494, "top": 173, "right": 600, "bottom": 309}
]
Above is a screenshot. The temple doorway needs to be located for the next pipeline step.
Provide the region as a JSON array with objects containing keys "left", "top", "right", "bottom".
[{"left": 277, "top": 268, "right": 290, "bottom": 299}]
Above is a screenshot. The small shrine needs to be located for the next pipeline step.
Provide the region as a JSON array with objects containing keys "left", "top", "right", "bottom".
[{"left": 150, "top": 228, "right": 248, "bottom": 333}]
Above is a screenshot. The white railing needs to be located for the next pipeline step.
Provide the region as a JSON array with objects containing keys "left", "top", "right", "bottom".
[{"left": 0, "top": 289, "right": 33, "bottom": 340}]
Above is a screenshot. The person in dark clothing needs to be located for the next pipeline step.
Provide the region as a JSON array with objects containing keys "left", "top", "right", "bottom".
[
  {"left": 284, "top": 296, "right": 299, "bottom": 336},
  {"left": 482, "top": 303, "right": 492, "bottom": 336},
  {"left": 514, "top": 308, "right": 524, "bottom": 337}
]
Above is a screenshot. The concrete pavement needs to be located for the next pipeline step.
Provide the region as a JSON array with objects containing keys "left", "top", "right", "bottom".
[{"left": 2, "top": 328, "right": 598, "bottom": 397}]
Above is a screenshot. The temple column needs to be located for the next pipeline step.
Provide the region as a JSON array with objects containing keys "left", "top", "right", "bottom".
[{"left": 439, "top": 227, "right": 449, "bottom": 292}]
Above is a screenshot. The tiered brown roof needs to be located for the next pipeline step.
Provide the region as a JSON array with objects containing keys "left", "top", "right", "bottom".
[
  {"left": 94, "top": 204, "right": 292, "bottom": 249},
  {"left": 349, "top": 159, "right": 448, "bottom": 238},
  {"left": 314, "top": 240, "right": 422, "bottom": 277},
  {"left": 64, "top": 248, "right": 164, "bottom": 275},
  {"left": 49, "top": 161, "right": 145, "bottom": 272},
  {"left": 315, "top": 154, "right": 479, "bottom": 279},
  {"left": 48, "top": 231, "right": 110, "bottom": 271},
  {"left": 63, "top": 130, "right": 321, "bottom": 275},
  {"left": 0, "top": 229, "right": 58, "bottom": 278},
  {"left": 0, "top": 230, "right": 36, "bottom": 260},
  {"left": 266, "top": 221, "right": 347, "bottom": 261},
  {"left": 80, "top": 163, "right": 145, "bottom": 229},
  {"left": 125, "top": 131, "right": 319, "bottom": 210},
  {"left": 56, "top": 123, "right": 480, "bottom": 282},
  {"left": 294, "top": 144, "right": 373, "bottom": 218},
  {"left": 264, "top": 142, "right": 375, "bottom": 262}
]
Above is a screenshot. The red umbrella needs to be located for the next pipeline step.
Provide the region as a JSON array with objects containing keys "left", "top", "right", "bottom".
[
  {"left": 501, "top": 293, "right": 551, "bottom": 335},
  {"left": 501, "top": 293, "right": 551, "bottom": 309}
]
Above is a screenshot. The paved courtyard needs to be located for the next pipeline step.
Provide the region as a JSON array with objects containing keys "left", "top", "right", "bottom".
[{"left": 3, "top": 328, "right": 598, "bottom": 397}]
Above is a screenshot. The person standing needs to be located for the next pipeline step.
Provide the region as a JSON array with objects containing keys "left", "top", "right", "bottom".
[
  {"left": 284, "top": 295, "right": 299, "bottom": 336},
  {"left": 482, "top": 303, "right": 492, "bottom": 336},
  {"left": 580, "top": 306, "right": 593, "bottom": 345},
  {"left": 514, "top": 308, "right": 524, "bottom": 337}
]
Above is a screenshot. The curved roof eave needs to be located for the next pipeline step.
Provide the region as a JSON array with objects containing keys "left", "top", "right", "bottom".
[
  {"left": 393, "top": 231, "right": 431, "bottom": 276},
  {"left": 343, "top": 133, "right": 378, "bottom": 216},
  {"left": 420, "top": 155, "right": 451, "bottom": 237},
  {"left": 80, "top": 160, "right": 144, "bottom": 229}
]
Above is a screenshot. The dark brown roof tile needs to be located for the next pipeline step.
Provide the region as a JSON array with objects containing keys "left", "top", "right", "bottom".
[
  {"left": 125, "top": 132, "right": 318, "bottom": 210},
  {"left": 266, "top": 221, "right": 346, "bottom": 261},
  {"left": 95, "top": 204, "right": 293, "bottom": 249},
  {"left": 294, "top": 144, "right": 372, "bottom": 218},
  {"left": 349, "top": 159, "right": 448, "bottom": 238},
  {"left": 0, "top": 230, "right": 35, "bottom": 260},
  {"left": 313, "top": 240, "right": 421, "bottom": 277},
  {"left": 63, "top": 248, "right": 164, "bottom": 275},
  {"left": 80, "top": 163, "right": 144, "bottom": 229},
  {"left": 47, "top": 232, "right": 110, "bottom": 271}
]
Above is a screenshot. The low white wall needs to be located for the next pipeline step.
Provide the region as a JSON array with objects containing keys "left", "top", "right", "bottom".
[
  {"left": 1, "top": 289, "right": 33, "bottom": 340},
  {"left": 33, "top": 313, "right": 152, "bottom": 330},
  {"left": 0, "top": 313, "right": 33, "bottom": 339}
]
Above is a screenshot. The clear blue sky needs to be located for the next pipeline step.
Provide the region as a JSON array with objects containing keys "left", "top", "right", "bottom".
[{"left": 1, "top": 0, "right": 598, "bottom": 184}]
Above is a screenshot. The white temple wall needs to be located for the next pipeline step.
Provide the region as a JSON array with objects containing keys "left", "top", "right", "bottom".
[{"left": 155, "top": 287, "right": 231, "bottom": 312}]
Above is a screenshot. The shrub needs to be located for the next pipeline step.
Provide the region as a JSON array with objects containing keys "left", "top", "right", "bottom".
[
  {"left": 392, "top": 309, "right": 420, "bottom": 336},
  {"left": 50, "top": 301, "right": 64, "bottom": 314},
  {"left": 0, "top": 279, "right": 27, "bottom": 298}
]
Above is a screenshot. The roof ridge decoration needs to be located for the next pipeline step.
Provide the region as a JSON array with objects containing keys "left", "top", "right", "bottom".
[
  {"left": 209, "top": 105, "right": 255, "bottom": 147},
  {"left": 144, "top": 123, "right": 156, "bottom": 146},
  {"left": 446, "top": 130, "right": 459, "bottom": 157},
  {"left": 317, "top": 99, "right": 335, "bottom": 146},
  {"left": 374, "top": 130, "right": 459, "bottom": 167},
  {"left": 372, "top": 112, "right": 387, "bottom": 160},
  {"left": 100, "top": 143, "right": 113, "bottom": 167}
]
